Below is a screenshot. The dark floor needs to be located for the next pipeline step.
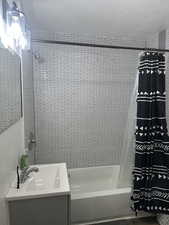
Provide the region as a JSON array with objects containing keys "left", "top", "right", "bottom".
[{"left": 91, "top": 217, "right": 158, "bottom": 225}]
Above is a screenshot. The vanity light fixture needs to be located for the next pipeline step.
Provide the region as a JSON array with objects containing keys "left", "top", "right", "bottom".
[{"left": 2, "top": 1, "right": 30, "bottom": 55}]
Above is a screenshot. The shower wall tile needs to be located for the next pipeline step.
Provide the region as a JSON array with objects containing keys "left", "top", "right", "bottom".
[
  {"left": 146, "top": 32, "right": 159, "bottom": 48},
  {"left": 32, "top": 29, "right": 146, "bottom": 48},
  {"left": 22, "top": 51, "right": 35, "bottom": 163},
  {"left": 32, "top": 33, "right": 142, "bottom": 168}
]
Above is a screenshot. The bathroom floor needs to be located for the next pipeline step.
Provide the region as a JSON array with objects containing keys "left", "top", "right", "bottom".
[{"left": 91, "top": 217, "right": 158, "bottom": 225}]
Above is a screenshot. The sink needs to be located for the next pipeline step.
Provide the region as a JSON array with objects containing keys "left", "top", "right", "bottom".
[
  {"left": 6, "top": 163, "right": 70, "bottom": 201},
  {"left": 25, "top": 166, "right": 60, "bottom": 192},
  {"left": 6, "top": 163, "right": 71, "bottom": 225}
]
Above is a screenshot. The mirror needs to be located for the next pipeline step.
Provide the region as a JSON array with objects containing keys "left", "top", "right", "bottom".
[{"left": 0, "top": 46, "right": 22, "bottom": 134}]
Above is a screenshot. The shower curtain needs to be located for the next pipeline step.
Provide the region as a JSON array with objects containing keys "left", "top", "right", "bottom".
[
  {"left": 118, "top": 73, "right": 138, "bottom": 188},
  {"left": 131, "top": 51, "right": 169, "bottom": 214}
]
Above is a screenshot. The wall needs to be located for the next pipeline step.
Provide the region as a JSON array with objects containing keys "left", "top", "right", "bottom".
[
  {"left": 0, "top": 48, "right": 21, "bottom": 134},
  {"left": 0, "top": 3, "right": 24, "bottom": 224},
  {"left": 0, "top": 119, "right": 24, "bottom": 225},
  {"left": 31, "top": 31, "right": 146, "bottom": 168},
  {"left": 22, "top": 51, "right": 35, "bottom": 164},
  {"left": 32, "top": 30, "right": 146, "bottom": 47}
]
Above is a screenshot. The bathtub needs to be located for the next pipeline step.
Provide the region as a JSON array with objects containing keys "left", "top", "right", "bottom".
[{"left": 69, "top": 165, "right": 135, "bottom": 224}]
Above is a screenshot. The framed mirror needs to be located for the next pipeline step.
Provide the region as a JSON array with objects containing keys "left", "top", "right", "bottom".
[{"left": 0, "top": 46, "right": 22, "bottom": 134}]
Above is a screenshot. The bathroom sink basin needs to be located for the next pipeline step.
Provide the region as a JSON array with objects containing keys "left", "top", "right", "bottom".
[
  {"left": 6, "top": 163, "right": 70, "bottom": 201},
  {"left": 25, "top": 165, "right": 60, "bottom": 192}
]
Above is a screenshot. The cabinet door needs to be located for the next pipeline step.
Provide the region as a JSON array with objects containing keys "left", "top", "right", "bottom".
[{"left": 8, "top": 195, "right": 70, "bottom": 225}]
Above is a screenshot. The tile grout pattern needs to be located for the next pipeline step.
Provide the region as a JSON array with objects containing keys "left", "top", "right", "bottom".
[
  {"left": 32, "top": 35, "right": 141, "bottom": 168},
  {"left": 0, "top": 48, "right": 21, "bottom": 133}
]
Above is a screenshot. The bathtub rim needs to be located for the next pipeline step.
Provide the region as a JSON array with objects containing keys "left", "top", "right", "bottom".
[{"left": 69, "top": 164, "right": 120, "bottom": 172}]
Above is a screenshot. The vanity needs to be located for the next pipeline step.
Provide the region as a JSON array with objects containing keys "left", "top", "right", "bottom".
[{"left": 6, "top": 163, "right": 70, "bottom": 225}]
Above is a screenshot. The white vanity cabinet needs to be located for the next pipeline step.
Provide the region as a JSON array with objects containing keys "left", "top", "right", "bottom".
[{"left": 6, "top": 163, "right": 70, "bottom": 225}]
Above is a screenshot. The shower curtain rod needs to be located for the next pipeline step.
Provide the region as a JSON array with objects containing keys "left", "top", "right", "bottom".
[{"left": 32, "top": 39, "right": 169, "bottom": 52}]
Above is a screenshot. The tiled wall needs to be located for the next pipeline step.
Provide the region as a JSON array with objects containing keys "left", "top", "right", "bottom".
[
  {"left": 32, "top": 33, "right": 145, "bottom": 168},
  {"left": 22, "top": 51, "right": 35, "bottom": 164},
  {"left": 32, "top": 30, "right": 146, "bottom": 48},
  {"left": 0, "top": 48, "right": 21, "bottom": 133}
]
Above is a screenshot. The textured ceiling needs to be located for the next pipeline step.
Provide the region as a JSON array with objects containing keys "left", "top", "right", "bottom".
[{"left": 22, "top": 0, "right": 169, "bottom": 39}]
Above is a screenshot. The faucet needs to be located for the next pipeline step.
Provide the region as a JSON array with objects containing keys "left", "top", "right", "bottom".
[{"left": 20, "top": 167, "right": 39, "bottom": 184}]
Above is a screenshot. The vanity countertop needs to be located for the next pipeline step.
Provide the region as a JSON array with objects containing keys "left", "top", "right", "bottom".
[{"left": 6, "top": 163, "right": 70, "bottom": 201}]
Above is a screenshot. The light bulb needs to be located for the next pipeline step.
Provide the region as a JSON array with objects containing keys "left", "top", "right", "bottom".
[{"left": 3, "top": 2, "right": 31, "bottom": 55}]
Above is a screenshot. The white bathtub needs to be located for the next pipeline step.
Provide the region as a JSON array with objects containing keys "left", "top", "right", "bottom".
[{"left": 69, "top": 165, "right": 135, "bottom": 224}]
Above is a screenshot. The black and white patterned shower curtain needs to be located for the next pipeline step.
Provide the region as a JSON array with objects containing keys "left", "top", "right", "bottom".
[{"left": 131, "top": 51, "right": 169, "bottom": 214}]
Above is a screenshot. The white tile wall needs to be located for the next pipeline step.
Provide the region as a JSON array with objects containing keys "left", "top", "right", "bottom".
[
  {"left": 22, "top": 51, "right": 35, "bottom": 164},
  {"left": 32, "top": 34, "right": 142, "bottom": 168},
  {"left": 32, "top": 30, "right": 146, "bottom": 48},
  {"left": 0, "top": 48, "right": 21, "bottom": 133}
]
